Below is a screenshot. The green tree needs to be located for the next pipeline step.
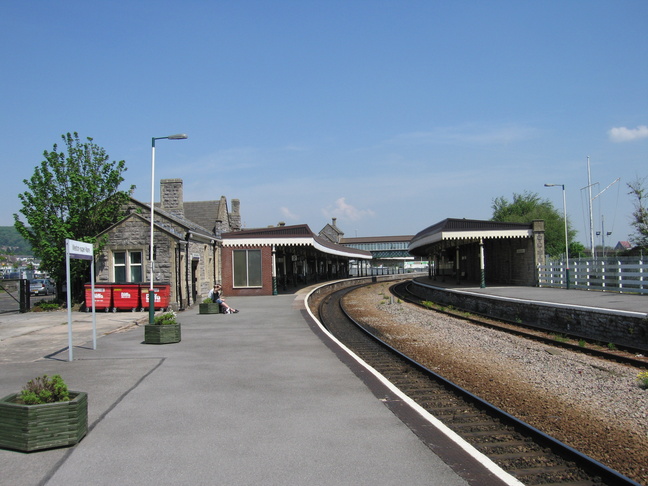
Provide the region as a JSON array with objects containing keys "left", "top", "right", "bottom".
[
  {"left": 491, "top": 191, "right": 578, "bottom": 259},
  {"left": 14, "top": 132, "right": 134, "bottom": 300},
  {"left": 627, "top": 176, "right": 648, "bottom": 249}
]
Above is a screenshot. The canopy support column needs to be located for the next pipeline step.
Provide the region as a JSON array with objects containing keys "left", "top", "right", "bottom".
[{"left": 479, "top": 238, "right": 486, "bottom": 288}]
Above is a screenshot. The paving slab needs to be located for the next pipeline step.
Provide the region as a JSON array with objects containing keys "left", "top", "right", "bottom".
[{"left": 0, "top": 292, "right": 474, "bottom": 486}]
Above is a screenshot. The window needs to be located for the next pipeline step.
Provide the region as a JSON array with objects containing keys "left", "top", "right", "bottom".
[
  {"left": 113, "top": 250, "right": 143, "bottom": 283},
  {"left": 233, "top": 249, "right": 262, "bottom": 287},
  {"left": 114, "top": 252, "right": 126, "bottom": 282},
  {"left": 130, "top": 252, "right": 142, "bottom": 282}
]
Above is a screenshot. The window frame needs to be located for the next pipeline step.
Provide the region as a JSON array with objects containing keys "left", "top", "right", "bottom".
[
  {"left": 232, "top": 249, "right": 263, "bottom": 288},
  {"left": 112, "top": 249, "right": 144, "bottom": 283}
]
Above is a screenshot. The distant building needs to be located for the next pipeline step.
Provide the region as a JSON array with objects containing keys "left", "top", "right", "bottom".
[
  {"left": 615, "top": 241, "right": 632, "bottom": 252},
  {"left": 318, "top": 218, "right": 420, "bottom": 270}
]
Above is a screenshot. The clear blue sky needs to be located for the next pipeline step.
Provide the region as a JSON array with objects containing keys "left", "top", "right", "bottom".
[{"left": 2, "top": 1, "right": 647, "bottom": 248}]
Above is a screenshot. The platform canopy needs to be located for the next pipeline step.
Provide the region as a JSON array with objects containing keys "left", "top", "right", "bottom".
[
  {"left": 408, "top": 218, "right": 534, "bottom": 256},
  {"left": 222, "top": 224, "right": 372, "bottom": 260}
]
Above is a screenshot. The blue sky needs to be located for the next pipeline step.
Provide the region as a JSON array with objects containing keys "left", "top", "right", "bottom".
[{"left": 2, "top": 1, "right": 646, "bottom": 248}]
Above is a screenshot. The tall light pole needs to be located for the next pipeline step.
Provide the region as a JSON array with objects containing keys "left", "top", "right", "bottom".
[
  {"left": 544, "top": 183, "right": 570, "bottom": 289},
  {"left": 149, "top": 134, "right": 188, "bottom": 324}
]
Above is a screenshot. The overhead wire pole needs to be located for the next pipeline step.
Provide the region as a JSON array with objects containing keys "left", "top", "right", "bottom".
[
  {"left": 583, "top": 156, "right": 620, "bottom": 261},
  {"left": 544, "top": 183, "right": 570, "bottom": 289},
  {"left": 587, "top": 156, "right": 595, "bottom": 259}
]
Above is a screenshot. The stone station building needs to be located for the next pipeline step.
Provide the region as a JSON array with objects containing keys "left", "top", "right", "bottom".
[{"left": 94, "top": 179, "right": 241, "bottom": 310}]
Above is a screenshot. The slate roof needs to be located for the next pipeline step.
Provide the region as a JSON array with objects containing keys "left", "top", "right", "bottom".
[
  {"left": 123, "top": 198, "right": 214, "bottom": 240},
  {"left": 183, "top": 200, "right": 223, "bottom": 234}
]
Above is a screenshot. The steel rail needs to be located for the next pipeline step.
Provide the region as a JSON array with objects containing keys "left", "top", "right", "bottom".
[
  {"left": 317, "top": 284, "right": 641, "bottom": 486},
  {"left": 391, "top": 281, "right": 648, "bottom": 369}
]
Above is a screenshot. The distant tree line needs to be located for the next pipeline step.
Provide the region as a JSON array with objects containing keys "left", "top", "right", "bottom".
[{"left": 0, "top": 226, "right": 32, "bottom": 255}]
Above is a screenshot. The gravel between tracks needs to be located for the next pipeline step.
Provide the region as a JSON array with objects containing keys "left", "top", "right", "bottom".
[{"left": 342, "top": 283, "right": 648, "bottom": 485}]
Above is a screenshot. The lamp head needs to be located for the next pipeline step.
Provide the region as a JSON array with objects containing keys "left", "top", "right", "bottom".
[{"left": 167, "top": 134, "right": 188, "bottom": 140}]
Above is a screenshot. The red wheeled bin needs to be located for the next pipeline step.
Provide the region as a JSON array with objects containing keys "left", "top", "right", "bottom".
[
  {"left": 112, "top": 284, "right": 141, "bottom": 312},
  {"left": 139, "top": 283, "right": 171, "bottom": 312},
  {"left": 84, "top": 283, "right": 113, "bottom": 312}
]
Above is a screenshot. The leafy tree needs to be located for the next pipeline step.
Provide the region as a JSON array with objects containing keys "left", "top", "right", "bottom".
[
  {"left": 568, "top": 241, "right": 587, "bottom": 259},
  {"left": 491, "top": 191, "right": 578, "bottom": 259},
  {"left": 14, "top": 132, "right": 134, "bottom": 301},
  {"left": 627, "top": 176, "right": 648, "bottom": 249}
]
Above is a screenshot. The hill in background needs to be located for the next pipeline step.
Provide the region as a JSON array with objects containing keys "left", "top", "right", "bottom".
[{"left": 0, "top": 226, "right": 33, "bottom": 255}]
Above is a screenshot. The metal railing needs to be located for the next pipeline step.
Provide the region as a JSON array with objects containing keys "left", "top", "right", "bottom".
[
  {"left": 0, "top": 279, "right": 30, "bottom": 313},
  {"left": 538, "top": 258, "right": 647, "bottom": 294}
]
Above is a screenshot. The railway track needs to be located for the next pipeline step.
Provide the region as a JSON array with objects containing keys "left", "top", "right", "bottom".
[
  {"left": 316, "top": 285, "right": 641, "bottom": 486},
  {"left": 390, "top": 281, "right": 648, "bottom": 369}
]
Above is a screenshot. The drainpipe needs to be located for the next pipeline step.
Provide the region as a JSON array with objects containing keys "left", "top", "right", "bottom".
[
  {"left": 176, "top": 243, "right": 184, "bottom": 310},
  {"left": 185, "top": 232, "right": 190, "bottom": 307},
  {"left": 212, "top": 239, "right": 217, "bottom": 287}
]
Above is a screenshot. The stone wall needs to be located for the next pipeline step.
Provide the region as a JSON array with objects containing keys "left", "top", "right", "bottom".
[
  {"left": 409, "top": 280, "right": 648, "bottom": 352},
  {"left": 96, "top": 214, "right": 217, "bottom": 311},
  {"left": 160, "top": 179, "right": 184, "bottom": 218}
]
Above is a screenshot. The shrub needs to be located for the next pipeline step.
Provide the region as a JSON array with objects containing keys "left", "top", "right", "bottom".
[
  {"left": 32, "top": 300, "right": 60, "bottom": 312},
  {"left": 638, "top": 371, "right": 648, "bottom": 389},
  {"left": 202, "top": 297, "right": 213, "bottom": 304},
  {"left": 153, "top": 311, "right": 178, "bottom": 325},
  {"left": 19, "top": 374, "right": 70, "bottom": 405}
]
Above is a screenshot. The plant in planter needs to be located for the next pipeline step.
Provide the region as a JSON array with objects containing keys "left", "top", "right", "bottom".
[
  {"left": 199, "top": 297, "right": 222, "bottom": 315},
  {"left": 0, "top": 374, "right": 88, "bottom": 452},
  {"left": 144, "top": 310, "right": 181, "bottom": 344}
]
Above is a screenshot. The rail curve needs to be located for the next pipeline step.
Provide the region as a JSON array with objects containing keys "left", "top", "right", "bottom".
[{"left": 313, "top": 282, "right": 642, "bottom": 486}]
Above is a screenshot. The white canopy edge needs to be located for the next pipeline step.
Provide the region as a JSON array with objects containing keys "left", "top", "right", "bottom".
[
  {"left": 409, "top": 229, "right": 532, "bottom": 252},
  {"left": 223, "top": 236, "right": 372, "bottom": 260}
]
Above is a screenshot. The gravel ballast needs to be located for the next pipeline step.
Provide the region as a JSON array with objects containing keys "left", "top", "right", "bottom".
[{"left": 342, "top": 282, "right": 648, "bottom": 485}]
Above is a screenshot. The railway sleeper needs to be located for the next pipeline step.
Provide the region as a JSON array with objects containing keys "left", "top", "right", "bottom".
[
  {"left": 513, "top": 466, "right": 589, "bottom": 484},
  {"left": 534, "top": 481, "right": 601, "bottom": 486},
  {"left": 477, "top": 440, "right": 534, "bottom": 450},
  {"left": 448, "top": 422, "right": 507, "bottom": 432},
  {"left": 458, "top": 428, "right": 520, "bottom": 438}
]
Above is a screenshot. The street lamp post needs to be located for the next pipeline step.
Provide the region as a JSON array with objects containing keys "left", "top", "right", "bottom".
[
  {"left": 149, "top": 134, "right": 188, "bottom": 324},
  {"left": 544, "top": 183, "right": 570, "bottom": 289}
]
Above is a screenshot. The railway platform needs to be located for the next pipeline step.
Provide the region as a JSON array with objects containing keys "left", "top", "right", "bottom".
[
  {"left": 413, "top": 277, "right": 648, "bottom": 316},
  {"left": 0, "top": 287, "right": 517, "bottom": 486}
]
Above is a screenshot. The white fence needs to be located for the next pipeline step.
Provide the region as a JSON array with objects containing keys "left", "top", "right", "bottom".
[{"left": 538, "top": 258, "right": 648, "bottom": 294}]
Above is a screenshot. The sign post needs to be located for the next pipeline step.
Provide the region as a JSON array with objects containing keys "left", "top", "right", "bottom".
[{"left": 65, "top": 239, "right": 95, "bottom": 362}]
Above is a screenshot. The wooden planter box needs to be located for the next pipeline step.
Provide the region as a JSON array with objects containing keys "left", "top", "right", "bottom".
[
  {"left": 0, "top": 391, "right": 88, "bottom": 452},
  {"left": 199, "top": 303, "right": 222, "bottom": 314},
  {"left": 144, "top": 323, "right": 181, "bottom": 344}
]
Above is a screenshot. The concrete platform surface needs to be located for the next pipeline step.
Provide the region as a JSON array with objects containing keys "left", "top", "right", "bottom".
[{"left": 0, "top": 290, "right": 490, "bottom": 486}]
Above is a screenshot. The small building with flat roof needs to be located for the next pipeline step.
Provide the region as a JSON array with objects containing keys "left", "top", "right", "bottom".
[{"left": 221, "top": 223, "right": 372, "bottom": 296}]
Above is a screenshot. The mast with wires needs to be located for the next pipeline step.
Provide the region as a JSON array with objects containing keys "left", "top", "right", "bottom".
[{"left": 582, "top": 156, "right": 620, "bottom": 260}]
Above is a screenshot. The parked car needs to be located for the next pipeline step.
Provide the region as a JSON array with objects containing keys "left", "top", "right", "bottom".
[{"left": 30, "top": 279, "right": 56, "bottom": 296}]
